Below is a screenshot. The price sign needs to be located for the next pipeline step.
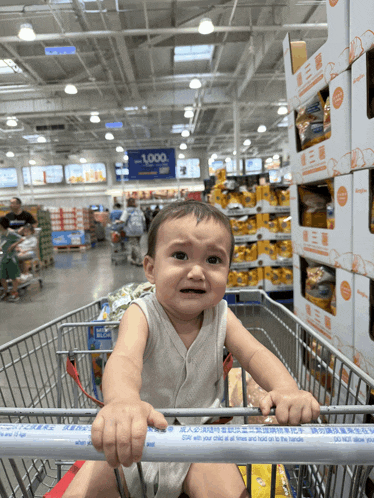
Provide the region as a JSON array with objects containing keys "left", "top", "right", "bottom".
[{"left": 128, "top": 148, "right": 176, "bottom": 180}]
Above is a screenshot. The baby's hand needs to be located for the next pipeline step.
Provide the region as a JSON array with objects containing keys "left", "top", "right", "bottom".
[
  {"left": 91, "top": 400, "right": 168, "bottom": 468},
  {"left": 259, "top": 389, "right": 320, "bottom": 425}
]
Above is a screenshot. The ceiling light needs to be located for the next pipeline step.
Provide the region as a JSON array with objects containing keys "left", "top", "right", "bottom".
[
  {"left": 123, "top": 154, "right": 129, "bottom": 161},
  {"left": 6, "top": 151, "right": 14, "bottom": 158},
  {"left": 6, "top": 117, "right": 17, "bottom": 127},
  {"left": 265, "top": 158, "right": 273, "bottom": 164},
  {"left": 105, "top": 132, "right": 114, "bottom": 140},
  {"left": 180, "top": 143, "right": 187, "bottom": 150},
  {"left": 233, "top": 151, "right": 237, "bottom": 155},
  {"left": 211, "top": 153, "right": 217, "bottom": 160},
  {"left": 178, "top": 153, "right": 185, "bottom": 159},
  {"left": 243, "top": 139, "right": 251, "bottom": 146},
  {"left": 273, "top": 154, "right": 280, "bottom": 160},
  {"left": 277, "top": 106, "right": 288, "bottom": 115},
  {"left": 181, "top": 130, "right": 190, "bottom": 138},
  {"left": 37, "top": 136, "right": 46, "bottom": 143},
  {"left": 64, "top": 84, "right": 77, "bottom": 95},
  {"left": 225, "top": 157, "right": 231, "bottom": 163},
  {"left": 18, "top": 23, "right": 36, "bottom": 42},
  {"left": 80, "top": 158, "right": 87, "bottom": 163},
  {"left": 198, "top": 18, "right": 214, "bottom": 35},
  {"left": 29, "top": 159, "right": 36, "bottom": 165},
  {"left": 184, "top": 110, "right": 194, "bottom": 118},
  {"left": 257, "top": 125, "right": 267, "bottom": 133},
  {"left": 116, "top": 146, "right": 124, "bottom": 152},
  {"left": 189, "top": 78, "right": 202, "bottom": 89},
  {"left": 90, "top": 114, "right": 100, "bottom": 123}
]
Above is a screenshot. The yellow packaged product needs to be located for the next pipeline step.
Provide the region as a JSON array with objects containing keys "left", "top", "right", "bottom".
[
  {"left": 277, "top": 240, "right": 292, "bottom": 260},
  {"left": 277, "top": 215, "right": 291, "bottom": 233},
  {"left": 216, "top": 168, "right": 226, "bottom": 183},
  {"left": 299, "top": 185, "right": 328, "bottom": 228},
  {"left": 239, "top": 464, "right": 293, "bottom": 496},
  {"left": 281, "top": 267, "right": 293, "bottom": 285},
  {"left": 240, "top": 191, "right": 257, "bottom": 208},
  {"left": 262, "top": 185, "right": 278, "bottom": 206},
  {"left": 229, "top": 218, "right": 241, "bottom": 236},
  {"left": 236, "top": 271, "right": 248, "bottom": 287},
  {"left": 305, "top": 265, "right": 335, "bottom": 312},
  {"left": 245, "top": 243, "right": 257, "bottom": 262},
  {"left": 247, "top": 269, "right": 259, "bottom": 286},
  {"left": 268, "top": 216, "right": 279, "bottom": 233},
  {"left": 296, "top": 92, "right": 326, "bottom": 150},
  {"left": 326, "top": 179, "right": 335, "bottom": 229},
  {"left": 246, "top": 216, "right": 257, "bottom": 235},
  {"left": 233, "top": 245, "right": 246, "bottom": 263},
  {"left": 237, "top": 220, "right": 248, "bottom": 235},
  {"left": 271, "top": 268, "right": 282, "bottom": 285},
  {"left": 331, "top": 287, "right": 336, "bottom": 316},
  {"left": 276, "top": 189, "right": 290, "bottom": 206},
  {"left": 220, "top": 192, "right": 228, "bottom": 209},
  {"left": 227, "top": 271, "right": 237, "bottom": 288},
  {"left": 324, "top": 96, "right": 331, "bottom": 140},
  {"left": 261, "top": 240, "right": 277, "bottom": 260},
  {"left": 227, "top": 192, "right": 242, "bottom": 209}
]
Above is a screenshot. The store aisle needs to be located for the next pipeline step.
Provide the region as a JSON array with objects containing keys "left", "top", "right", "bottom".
[{"left": 0, "top": 237, "right": 148, "bottom": 346}]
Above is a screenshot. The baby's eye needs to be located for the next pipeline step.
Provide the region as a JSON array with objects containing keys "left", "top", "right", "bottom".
[
  {"left": 172, "top": 251, "right": 188, "bottom": 260},
  {"left": 207, "top": 256, "right": 222, "bottom": 264}
]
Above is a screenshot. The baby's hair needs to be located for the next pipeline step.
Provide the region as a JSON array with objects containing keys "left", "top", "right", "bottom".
[
  {"left": 146, "top": 200, "right": 235, "bottom": 263},
  {"left": 0, "top": 217, "right": 10, "bottom": 229}
]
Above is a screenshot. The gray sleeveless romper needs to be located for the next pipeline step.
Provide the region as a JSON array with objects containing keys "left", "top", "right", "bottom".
[{"left": 122, "top": 292, "right": 227, "bottom": 498}]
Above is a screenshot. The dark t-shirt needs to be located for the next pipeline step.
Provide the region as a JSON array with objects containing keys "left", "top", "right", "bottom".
[{"left": 5, "top": 211, "right": 37, "bottom": 230}]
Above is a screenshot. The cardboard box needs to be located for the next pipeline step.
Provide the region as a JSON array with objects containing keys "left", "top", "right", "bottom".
[
  {"left": 351, "top": 52, "right": 374, "bottom": 171},
  {"left": 288, "top": 70, "right": 351, "bottom": 184},
  {"left": 51, "top": 230, "right": 86, "bottom": 246},
  {"left": 293, "top": 254, "right": 354, "bottom": 361},
  {"left": 353, "top": 274, "right": 374, "bottom": 378},
  {"left": 352, "top": 169, "right": 374, "bottom": 278},
  {"left": 290, "top": 174, "right": 353, "bottom": 272},
  {"left": 283, "top": 0, "right": 349, "bottom": 111},
  {"left": 350, "top": 0, "right": 374, "bottom": 64}
]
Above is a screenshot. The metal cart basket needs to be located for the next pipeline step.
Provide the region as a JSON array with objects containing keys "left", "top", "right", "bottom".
[{"left": 1, "top": 290, "right": 374, "bottom": 498}]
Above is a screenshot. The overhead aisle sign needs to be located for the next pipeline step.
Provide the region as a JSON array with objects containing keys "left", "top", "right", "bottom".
[{"left": 128, "top": 148, "right": 176, "bottom": 180}]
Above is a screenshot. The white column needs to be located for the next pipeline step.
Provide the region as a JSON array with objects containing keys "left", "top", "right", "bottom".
[{"left": 233, "top": 92, "right": 241, "bottom": 175}]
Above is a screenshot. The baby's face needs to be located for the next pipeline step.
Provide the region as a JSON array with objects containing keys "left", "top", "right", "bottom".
[{"left": 144, "top": 214, "right": 231, "bottom": 321}]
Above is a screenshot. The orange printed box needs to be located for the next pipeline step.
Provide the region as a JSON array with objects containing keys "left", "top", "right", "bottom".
[
  {"left": 293, "top": 254, "right": 354, "bottom": 361},
  {"left": 353, "top": 274, "right": 374, "bottom": 381},
  {"left": 283, "top": 0, "right": 349, "bottom": 111},
  {"left": 288, "top": 70, "right": 351, "bottom": 184},
  {"left": 350, "top": 0, "right": 374, "bottom": 64},
  {"left": 290, "top": 174, "right": 353, "bottom": 272}
]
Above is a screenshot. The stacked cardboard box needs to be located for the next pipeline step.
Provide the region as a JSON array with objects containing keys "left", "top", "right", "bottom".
[{"left": 49, "top": 208, "right": 92, "bottom": 248}]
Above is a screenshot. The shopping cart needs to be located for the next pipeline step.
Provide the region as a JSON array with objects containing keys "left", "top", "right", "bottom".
[
  {"left": 1, "top": 290, "right": 374, "bottom": 498},
  {"left": 109, "top": 222, "right": 128, "bottom": 265}
]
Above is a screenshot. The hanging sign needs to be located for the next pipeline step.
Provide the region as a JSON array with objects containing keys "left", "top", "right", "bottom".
[{"left": 128, "top": 148, "right": 176, "bottom": 180}]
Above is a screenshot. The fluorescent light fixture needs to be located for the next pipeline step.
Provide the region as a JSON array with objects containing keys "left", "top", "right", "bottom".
[
  {"left": 273, "top": 154, "right": 280, "bottom": 160},
  {"left": 116, "top": 146, "right": 124, "bottom": 152},
  {"left": 243, "top": 139, "right": 251, "bottom": 146},
  {"left": 174, "top": 45, "right": 214, "bottom": 62},
  {"left": 105, "top": 132, "right": 114, "bottom": 140},
  {"left": 189, "top": 78, "right": 202, "bottom": 89},
  {"left": 257, "top": 125, "right": 267, "bottom": 133},
  {"left": 29, "top": 159, "right": 36, "bottom": 165},
  {"left": 180, "top": 143, "right": 187, "bottom": 150},
  {"left": 225, "top": 157, "right": 231, "bottom": 163},
  {"left": 142, "top": 105, "right": 148, "bottom": 110},
  {"left": 80, "top": 158, "right": 87, "bottom": 163},
  {"left": 178, "top": 153, "right": 185, "bottom": 159},
  {"left": 123, "top": 154, "right": 129, "bottom": 161},
  {"left": 277, "top": 106, "right": 288, "bottom": 115},
  {"left": 18, "top": 23, "right": 36, "bottom": 41},
  {"left": 181, "top": 130, "right": 190, "bottom": 138},
  {"left": 0, "top": 59, "right": 22, "bottom": 74},
  {"left": 90, "top": 113, "right": 100, "bottom": 123},
  {"left": 64, "top": 84, "right": 77, "bottom": 95},
  {"left": 105, "top": 122, "right": 123, "bottom": 129},
  {"left": 37, "top": 136, "right": 46, "bottom": 143},
  {"left": 6, "top": 117, "right": 17, "bottom": 127},
  {"left": 6, "top": 151, "right": 14, "bottom": 158},
  {"left": 171, "top": 124, "right": 186, "bottom": 134},
  {"left": 198, "top": 18, "right": 214, "bottom": 35},
  {"left": 184, "top": 110, "right": 194, "bottom": 118}
]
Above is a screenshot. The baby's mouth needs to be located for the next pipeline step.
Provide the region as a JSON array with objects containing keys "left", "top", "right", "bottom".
[{"left": 180, "top": 289, "right": 206, "bottom": 294}]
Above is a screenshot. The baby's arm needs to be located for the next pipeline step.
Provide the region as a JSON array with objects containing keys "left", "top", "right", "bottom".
[
  {"left": 225, "top": 308, "right": 320, "bottom": 425},
  {"left": 91, "top": 304, "right": 168, "bottom": 468}
]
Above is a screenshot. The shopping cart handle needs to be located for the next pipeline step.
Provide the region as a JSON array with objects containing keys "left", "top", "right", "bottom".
[{"left": 2, "top": 423, "right": 374, "bottom": 465}]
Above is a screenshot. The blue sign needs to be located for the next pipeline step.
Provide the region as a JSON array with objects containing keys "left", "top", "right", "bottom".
[
  {"left": 45, "top": 46, "right": 76, "bottom": 55},
  {"left": 105, "top": 122, "right": 123, "bottom": 128},
  {"left": 128, "top": 148, "right": 176, "bottom": 180}
]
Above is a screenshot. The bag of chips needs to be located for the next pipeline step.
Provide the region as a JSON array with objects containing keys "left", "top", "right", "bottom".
[
  {"left": 324, "top": 96, "right": 331, "bottom": 140},
  {"left": 305, "top": 264, "right": 335, "bottom": 312},
  {"left": 296, "top": 93, "right": 326, "bottom": 150}
]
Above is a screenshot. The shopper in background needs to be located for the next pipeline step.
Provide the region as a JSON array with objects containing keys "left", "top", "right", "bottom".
[
  {"left": 144, "top": 206, "right": 153, "bottom": 232},
  {"left": 109, "top": 202, "right": 123, "bottom": 224},
  {"left": 63, "top": 200, "right": 320, "bottom": 498},
  {"left": 0, "top": 216, "right": 24, "bottom": 302},
  {"left": 119, "top": 197, "right": 146, "bottom": 266},
  {"left": 5, "top": 197, "right": 38, "bottom": 234},
  {"left": 152, "top": 204, "right": 160, "bottom": 220},
  {"left": 15, "top": 224, "right": 38, "bottom": 279}
]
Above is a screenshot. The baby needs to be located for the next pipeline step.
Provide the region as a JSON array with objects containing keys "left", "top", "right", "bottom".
[{"left": 63, "top": 200, "right": 319, "bottom": 498}]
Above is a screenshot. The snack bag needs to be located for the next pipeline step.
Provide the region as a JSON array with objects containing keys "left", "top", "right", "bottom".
[
  {"left": 325, "top": 179, "right": 335, "bottom": 229},
  {"left": 331, "top": 287, "right": 337, "bottom": 316},
  {"left": 236, "top": 271, "right": 248, "bottom": 287},
  {"left": 276, "top": 189, "right": 290, "bottom": 206},
  {"left": 277, "top": 215, "right": 291, "bottom": 233},
  {"left": 230, "top": 218, "right": 241, "bottom": 236},
  {"left": 216, "top": 168, "right": 226, "bottom": 183},
  {"left": 220, "top": 192, "right": 228, "bottom": 209},
  {"left": 227, "top": 271, "right": 237, "bottom": 288},
  {"left": 324, "top": 96, "right": 331, "bottom": 140},
  {"left": 261, "top": 240, "right": 277, "bottom": 260},
  {"left": 237, "top": 220, "right": 248, "bottom": 236},
  {"left": 246, "top": 216, "right": 257, "bottom": 235},
  {"left": 268, "top": 216, "right": 279, "bottom": 233},
  {"left": 227, "top": 192, "right": 243, "bottom": 209},
  {"left": 245, "top": 243, "right": 258, "bottom": 262},
  {"left": 271, "top": 268, "right": 282, "bottom": 285},
  {"left": 233, "top": 245, "right": 243, "bottom": 263},
  {"left": 296, "top": 93, "right": 326, "bottom": 150},
  {"left": 281, "top": 267, "right": 293, "bottom": 285},
  {"left": 299, "top": 186, "right": 328, "bottom": 228},
  {"left": 305, "top": 264, "right": 335, "bottom": 312},
  {"left": 247, "top": 269, "right": 259, "bottom": 287},
  {"left": 277, "top": 240, "right": 292, "bottom": 260},
  {"left": 262, "top": 186, "right": 278, "bottom": 206},
  {"left": 241, "top": 190, "right": 257, "bottom": 208}
]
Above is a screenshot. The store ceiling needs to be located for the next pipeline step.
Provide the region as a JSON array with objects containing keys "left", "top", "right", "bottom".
[{"left": 0, "top": 0, "right": 328, "bottom": 162}]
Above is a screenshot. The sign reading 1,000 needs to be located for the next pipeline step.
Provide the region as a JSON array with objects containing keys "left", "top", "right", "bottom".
[{"left": 141, "top": 152, "right": 168, "bottom": 165}]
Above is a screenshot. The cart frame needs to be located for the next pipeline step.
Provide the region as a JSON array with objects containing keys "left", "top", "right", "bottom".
[{"left": 1, "top": 290, "right": 374, "bottom": 498}]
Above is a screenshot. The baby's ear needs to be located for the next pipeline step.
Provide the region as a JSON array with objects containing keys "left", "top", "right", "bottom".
[{"left": 143, "top": 255, "right": 155, "bottom": 283}]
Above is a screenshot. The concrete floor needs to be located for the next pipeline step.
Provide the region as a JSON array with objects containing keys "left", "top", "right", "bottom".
[{"left": 0, "top": 237, "right": 148, "bottom": 346}]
